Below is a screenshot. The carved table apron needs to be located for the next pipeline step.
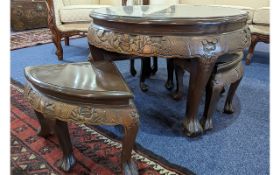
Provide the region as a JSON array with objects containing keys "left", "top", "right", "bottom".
[{"left": 87, "top": 5, "right": 251, "bottom": 136}]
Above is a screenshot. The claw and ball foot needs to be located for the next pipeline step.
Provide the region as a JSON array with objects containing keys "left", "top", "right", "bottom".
[
  {"left": 183, "top": 118, "right": 203, "bottom": 137},
  {"left": 59, "top": 153, "right": 76, "bottom": 172}
]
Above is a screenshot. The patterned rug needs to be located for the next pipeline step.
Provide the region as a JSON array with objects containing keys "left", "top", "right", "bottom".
[
  {"left": 11, "top": 82, "right": 192, "bottom": 175},
  {"left": 10, "top": 28, "right": 82, "bottom": 50}
]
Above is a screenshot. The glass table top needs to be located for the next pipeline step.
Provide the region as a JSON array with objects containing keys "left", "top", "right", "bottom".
[{"left": 90, "top": 5, "right": 248, "bottom": 22}]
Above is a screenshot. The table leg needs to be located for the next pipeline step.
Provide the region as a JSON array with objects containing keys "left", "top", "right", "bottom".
[
  {"left": 183, "top": 57, "right": 217, "bottom": 137},
  {"left": 54, "top": 119, "right": 76, "bottom": 172}
]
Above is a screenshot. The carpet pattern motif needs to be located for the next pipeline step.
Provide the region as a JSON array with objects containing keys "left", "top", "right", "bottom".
[
  {"left": 11, "top": 83, "right": 190, "bottom": 175},
  {"left": 11, "top": 28, "right": 81, "bottom": 50}
]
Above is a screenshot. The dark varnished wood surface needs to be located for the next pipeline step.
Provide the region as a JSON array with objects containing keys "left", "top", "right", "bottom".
[
  {"left": 24, "top": 61, "right": 140, "bottom": 175},
  {"left": 24, "top": 62, "right": 133, "bottom": 104},
  {"left": 88, "top": 5, "right": 250, "bottom": 136}
]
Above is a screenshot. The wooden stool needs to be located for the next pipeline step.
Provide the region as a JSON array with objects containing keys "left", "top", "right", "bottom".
[
  {"left": 173, "top": 52, "right": 244, "bottom": 132},
  {"left": 24, "top": 61, "right": 139, "bottom": 175}
]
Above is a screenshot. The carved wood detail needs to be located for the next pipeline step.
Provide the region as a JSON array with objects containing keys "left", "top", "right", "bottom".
[
  {"left": 24, "top": 83, "right": 139, "bottom": 126},
  {"left": 88, "top": 25, "right": 251, "bottom": 59}
]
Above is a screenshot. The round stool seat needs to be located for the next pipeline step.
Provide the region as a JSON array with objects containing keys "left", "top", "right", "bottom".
[
  {"left": 216, "top": 52, "right": 243, "bottom": 73},
  {"left": 24, "top": 61, "right": 133, "bottom": 105}
]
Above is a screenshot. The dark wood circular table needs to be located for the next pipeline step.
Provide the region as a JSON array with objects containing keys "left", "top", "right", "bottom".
[{"left": 87, "top": 5, "right": 251, "bottom": 137}]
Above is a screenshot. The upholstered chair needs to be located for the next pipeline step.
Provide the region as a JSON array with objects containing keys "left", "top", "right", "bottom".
[
  {"left": 246, "top": 7, "right": 270, "bottom": 64},
  {"left": 46, "top": 0, "right": 126, "bottom": 60},
  {"left": 179, "top": 0, "right": 270, "bottom": 65}
]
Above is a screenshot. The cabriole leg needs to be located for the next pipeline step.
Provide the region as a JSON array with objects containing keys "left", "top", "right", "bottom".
[
  {"left": 34, "top": 111, "right": 54, "bottom": 138},
  {"left": 183, "top": 57, "right": 217, "bottom": 137},
  {"left": 54, "top": 120, "right": 76, "bottom": 172},
  {"left": 121, "top": 116, "right": 139, "bottom": 175},
  {"left": 200, "top": 80, "right": 224, "bottom": 131},
  {"left": 224, "top": 78, "right": 242, "bottom": 114}
]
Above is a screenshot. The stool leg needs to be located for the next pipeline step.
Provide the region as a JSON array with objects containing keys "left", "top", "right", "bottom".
[
  {"left": 151, "top": 56, "right": 158, "bottom": 75},
  {"left": 140, "top": 58, "right": 151, "bottom": 92},
  {"left": 121, "top": 117, "right": 139, "bottom": 175},
  {"left": 130, "top": 59, "right": 137, "bottom": 76},
  {"left": 54, "top": 119, "right": 76, "bottom": 172},
  {"left": 200, "top": 80, "right": 224, "bottom": 131},
  {"left": 224, "top": 78, "right": 242, "bottom": 114},
  {"left": 172, "top": 63, "right": 185, "bottom": 100},
  {"left": 34, "top": 111, "right": 54, "bottom": 138},
  {"left": 165, "top": 59, "right": 174, "bottom": 91}
]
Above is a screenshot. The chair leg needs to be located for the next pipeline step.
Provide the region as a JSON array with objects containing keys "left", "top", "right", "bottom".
[
  {"left": 121, "top": 116, "right": 139, "bottom": 175},
  {"left": 130, "top": 59, "right": 137, "bottom": 76},
  {"left": 54, "top": 119, "right": 76, "bottom": 172},
  {"left": 224, "top": 78, "right": 242, "bottom": 114},
  {"left": 151, "top": 56, "right": 158, "bottom": 75},
  {"left": 34, "top": 111, "right": 54, "bottom": 138},
  {"left": 172, "top": 63, "right": 185, "bottom": 100},
  {"left": 165, "top": 59, "right": 174, "bottom": 90},
  {"left": 51, "top": 32, "right": 63, "bottom": 60},
  {"left": 200, "top": 80, "right": 224, "bottom": 131},
  {"left": 64, "top": 36, "right": 70, "bottom": 46},
  {"left": 246, "top": 34, "right": 258, "bottom": 65}
]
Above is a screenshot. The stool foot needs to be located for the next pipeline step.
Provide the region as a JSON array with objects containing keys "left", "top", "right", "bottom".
[
  {"left": 172, "top": 91, "right": 183, "bottom": 101},
  {"left": 55, "top": 120, "right": 76, "bottom": 172},
  {"left": 165, "top": 80, "right": 174, "bottom": 91},
  {"left": 200, "top": 117, "right": 213, "bottom": 131},
  {"left": 59, "top": 153, "right": 76, "bottom": 172},
  {"left": 123, "top": 160, "right": 138, "bottom": 175},
  {"left": 34, "top": 111, "right": 54, "bottom": 138},
  {"left": 140, "top": 82, "right": 149, "bottom": 92}
]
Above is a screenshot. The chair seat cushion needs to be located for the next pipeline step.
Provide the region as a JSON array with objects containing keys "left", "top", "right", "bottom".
[
  {"left": 249, "top": 25, "right": 269, "bottom": 35},
  {"left": 253, "top": 7, "right": 270, "bottom": 25},
  {"left": 24, "top": 62, "right": 133, "bottom": 103},
  {"left": 60, "top": 5, "right": 110, "bottom": 23}
]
